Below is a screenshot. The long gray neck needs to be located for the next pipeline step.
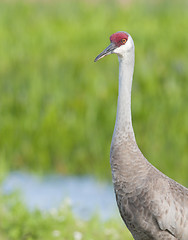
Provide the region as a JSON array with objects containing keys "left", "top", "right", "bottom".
[{"left": 112, "top": 49, "right": 136, "bottom": 143}]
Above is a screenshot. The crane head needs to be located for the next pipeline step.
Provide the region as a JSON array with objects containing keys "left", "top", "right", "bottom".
[{"left": 94, "top": 31, "right": 134, "bottom": 62}]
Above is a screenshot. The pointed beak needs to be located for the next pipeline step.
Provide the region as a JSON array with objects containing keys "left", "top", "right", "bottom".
[{"left": 94, "top": 42, "right": 116, "bottom": 62}]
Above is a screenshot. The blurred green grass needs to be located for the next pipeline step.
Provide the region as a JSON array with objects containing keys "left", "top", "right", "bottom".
[
  {"left": 0, "top": 194, "right": 133, "bottom": 240},
  {"left": 0, "top": 0, "right": 188, "bottom": 185}
]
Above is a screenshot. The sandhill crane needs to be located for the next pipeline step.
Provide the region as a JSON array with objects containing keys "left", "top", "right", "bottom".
[{"left": 94, "top": 31, "right": 188, "bottom": 240}]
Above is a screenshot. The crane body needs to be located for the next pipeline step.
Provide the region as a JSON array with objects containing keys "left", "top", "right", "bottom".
[{"left": 95, "top": 32, "right": 188, "bottom": 240}]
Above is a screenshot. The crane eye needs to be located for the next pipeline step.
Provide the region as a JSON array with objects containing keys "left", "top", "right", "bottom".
[{"left": 121, "top": 38, "right": 127, "bottom": 44}]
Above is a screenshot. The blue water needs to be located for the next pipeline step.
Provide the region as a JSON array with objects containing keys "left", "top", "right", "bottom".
[{"left": 2, "top": 171, "right": 118, "bottom": 220}]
